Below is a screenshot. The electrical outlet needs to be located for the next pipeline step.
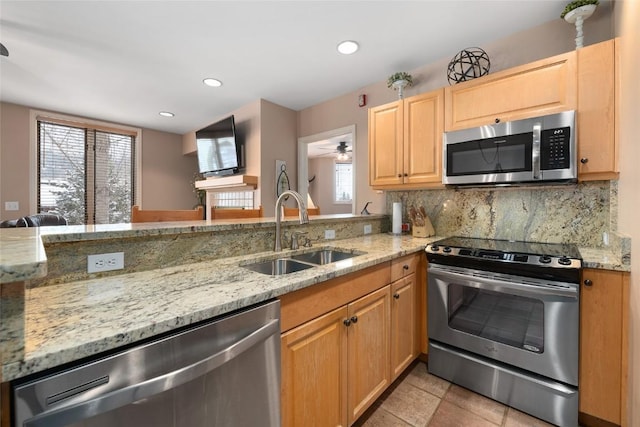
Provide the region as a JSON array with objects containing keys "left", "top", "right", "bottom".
[
  {"left": 4, "top": 201, "right": 19, "bottom": 211},
  {"left": 324, "top": 229, "right": 336, "bottom": 239},
  {"left": 88, "top": 252, "right": 124, "bottom": 273},
  {"left": 363, "top": 224, "right": 372, "bottom": 235}
]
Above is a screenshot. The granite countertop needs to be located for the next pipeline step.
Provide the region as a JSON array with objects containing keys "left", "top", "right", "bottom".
[
  {"left": 1, "top": 233, "right": 436, "bottom": 382},
  {"left": 0, "top": 219, "right": 629, "bottom": 383}
]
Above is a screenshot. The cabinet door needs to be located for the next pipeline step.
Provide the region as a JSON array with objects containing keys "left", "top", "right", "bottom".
[
  {"left": 579, "top": 269, "right": 626, "bottom": 425},
  {"left": 369, "top": 101, "right": 403, "bottom": 186},
  {"left": 403, "top": 89, "right": 444, "bottom": 185},
  {"left": 347, "top": 286, "right": 391, "bottom": 425},
  {"left": 281, "top": 306, "right": 349, "bottom": 427},
  {"left": 445, "top": 51, "right": 577, "bottom": 131},
  {"left": 390, "top": 274, "right": 417, "bottom": 380},
  {"left": 577, "top": 39, "right": 618, "bottom": 181}
]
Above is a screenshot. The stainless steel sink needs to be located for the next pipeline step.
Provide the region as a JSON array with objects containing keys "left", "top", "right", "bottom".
[
  {"left": 291, "top": 249, "right": 360, "bottom": 265},
  {"left": 243, "top": 258, "right": 314, "bottom": 276}
]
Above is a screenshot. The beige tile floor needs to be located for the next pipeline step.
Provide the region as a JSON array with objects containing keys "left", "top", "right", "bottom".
[{"left": 354, "top": 361, "right": 554, "bottom": 427}]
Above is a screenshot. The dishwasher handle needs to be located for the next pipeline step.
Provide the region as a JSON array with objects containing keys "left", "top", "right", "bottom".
[{"left": 24, "top": 318, "right": 280, "bottom": 427}]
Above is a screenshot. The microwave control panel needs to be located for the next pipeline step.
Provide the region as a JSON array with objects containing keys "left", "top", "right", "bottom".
[{"left": 540, "top": 127, "right": 571, "bottom": 170}]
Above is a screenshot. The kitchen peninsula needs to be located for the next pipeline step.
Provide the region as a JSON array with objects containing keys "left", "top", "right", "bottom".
[{"left": 0, "top": 214, "right": 630, "bottom": 426}]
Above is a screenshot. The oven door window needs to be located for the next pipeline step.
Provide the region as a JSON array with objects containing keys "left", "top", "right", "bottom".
[
  {"left": 447, "top": 132, "right": 532, "bottom": 176},
  {"left": 447, "top": 283, "right": 544, "bottom": 353}
]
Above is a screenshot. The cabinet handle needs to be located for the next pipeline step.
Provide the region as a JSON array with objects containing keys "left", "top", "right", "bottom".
[
  {"left": 397, "top": 174, "right": 402, "bottom": 178},
  {"left": 403, "top": 264, "right": 409, "bottom": 270},
  {"left": 403, "top": 173, "right": 408, "bottom": 177},
  {"left": 495, "top": 118, "right": 501, "bottom": 123},
  {"left": 350, "top": 315, "right": 358, "bottom": 324},
  {"left": 343, "top": 318, "right": 351, "bottom": 327},
  {"left": 580, "top": 158, "right": 589, "bottom": 164},
  {"left": 584, "top": 279, "right": 593, "bottom": 287},
  {"left": 393, "top": 293, "right": 400, "bottom": 299}
]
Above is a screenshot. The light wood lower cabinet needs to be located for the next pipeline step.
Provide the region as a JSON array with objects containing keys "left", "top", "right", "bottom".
[
  {"left": 347, "top": 286, "right": 391, "bottom": 424},
  {"left": 280, "top": 254, "right": 423, "bottom": 427},
  {"left": 281, "top": 306, "right": 348, "bottom": 427},
  {"left": 390, "top": 273, "right": 417, "bottom": 379},
  {"left": 281, "top": 285, "right": 390, "bottom": 427},
  {"left": 579, "top": 268, "right": 629, "bottom": 427}
]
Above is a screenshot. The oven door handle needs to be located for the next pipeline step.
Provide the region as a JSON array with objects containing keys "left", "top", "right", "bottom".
[
  {"left": 429, "top": 265, "right": 578, "bottom": 299},
  {"left": 23, "top": 318, "right": 280, "bottom": 427}
]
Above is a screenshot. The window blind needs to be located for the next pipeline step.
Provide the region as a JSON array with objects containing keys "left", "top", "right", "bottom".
[
  {"left": 37, "top": 120, "right": 135, "bottom": 225},
  {"left": 335, "top": 162, "right": 353, "bottom": 202}
]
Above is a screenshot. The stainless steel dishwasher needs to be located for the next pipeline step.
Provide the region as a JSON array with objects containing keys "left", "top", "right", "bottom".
[{"left": 12, "top": 300, "right": 281, "bottom": 427}]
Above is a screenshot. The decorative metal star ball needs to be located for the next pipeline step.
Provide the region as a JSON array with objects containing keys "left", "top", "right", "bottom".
[{"left": 447, "top": 47, "right": 491, "bottom": 85}]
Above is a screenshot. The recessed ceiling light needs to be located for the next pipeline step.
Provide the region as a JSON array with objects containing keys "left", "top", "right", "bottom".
[
  {"left": 337, "top": 40, "right": 359, "bottom": 55},
  {"left": 159, "top": 111, "right": 174, "bottom": 117},
  {"left": 203, "top": 78, "right": 222, "bottom": 87}
]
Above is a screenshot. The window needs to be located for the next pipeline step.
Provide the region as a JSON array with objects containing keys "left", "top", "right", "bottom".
[
  {"left": 36, "top": 115, "right": 139, "bottom": 225},
  {"left": 334, "top": 162, "right": 352, "bottom": 203}
]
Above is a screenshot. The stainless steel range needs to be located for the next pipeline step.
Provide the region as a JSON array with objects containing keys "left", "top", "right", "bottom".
[{"left": 426, "top": 237, "right": 582, "bottom": 427}]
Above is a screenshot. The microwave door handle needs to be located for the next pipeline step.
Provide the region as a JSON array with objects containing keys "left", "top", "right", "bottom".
[
  {"left": 532, "top": 123, "right": 541, "bottom": 180},
  {"left": 24, "top": 318, "right": 280, "bottom": 427}
]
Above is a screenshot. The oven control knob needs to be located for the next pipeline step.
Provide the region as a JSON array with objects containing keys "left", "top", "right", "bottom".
[
  {"left": 539, "top": 255, "right": 552, "bottom": 264},
  {"left": 558, "top": 257, "right": 572, "bottom": 266},
  {"left": 430, "top": 245, "right": 439, "bottom": 252},
  {"left": 443, "top": 246, "right": 452, "bottom": 253}
]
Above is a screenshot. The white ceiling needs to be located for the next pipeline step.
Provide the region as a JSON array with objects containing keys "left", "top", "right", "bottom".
[{"left": 0, "top": 1, "right": 570, "bottom": 135}]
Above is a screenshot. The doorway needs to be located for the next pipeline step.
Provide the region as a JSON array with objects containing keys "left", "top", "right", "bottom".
[{"left": 298, "top": 125, "right": 356, "bottom": 215}]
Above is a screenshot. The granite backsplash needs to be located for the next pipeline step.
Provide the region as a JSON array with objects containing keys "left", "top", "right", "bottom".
[{"left": 386, "top": 180, "right": 629, "bottom": 259}]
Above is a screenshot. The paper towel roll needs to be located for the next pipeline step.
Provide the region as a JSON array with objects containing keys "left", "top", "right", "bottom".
[{"left": 392, "top": 202, "right": 402, "bottom": 235}]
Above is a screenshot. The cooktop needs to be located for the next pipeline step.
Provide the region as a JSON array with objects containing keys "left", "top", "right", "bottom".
[{"left": 425, "top": 236, "right": 582, "bottom": 282}]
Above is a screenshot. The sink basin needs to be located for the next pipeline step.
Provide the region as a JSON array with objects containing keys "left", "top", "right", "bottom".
[
  {"left": 243, "top": 258, "right": 314, "bottom": 276},
  {"left": 291, "top": 249, "right": 360, "bottom": 265}
]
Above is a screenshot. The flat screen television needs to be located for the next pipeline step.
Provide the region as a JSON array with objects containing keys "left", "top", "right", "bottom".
[{"left": 196, "top": 115, "right": 243, "bottom": 177}]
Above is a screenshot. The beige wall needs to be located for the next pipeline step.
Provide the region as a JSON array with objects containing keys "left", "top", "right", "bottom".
[
  {"left": 0, "top": 103, "right": 31, "bottom": 219},
  {"left": 259, "top": 99, "right": 298, "bottom": 214},
  {"left": 139, "top": 128, "right": 198, "bottom": 210},
  {"left": 617, "top": 0, "right": 640, "bottom": 423},
  {"left": 0, "top": 102, "right": 197, "bottom": 219},
  {"left": 297, "top": 9, "right": 614, "bottom": 216}
]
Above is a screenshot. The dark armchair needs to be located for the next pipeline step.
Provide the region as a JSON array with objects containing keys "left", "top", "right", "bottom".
[{"left": 0, "top": 213, "right": 68, "bottom": 228}]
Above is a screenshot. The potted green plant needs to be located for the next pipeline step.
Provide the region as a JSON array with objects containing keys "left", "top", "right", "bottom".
[
  {"left": 560, "top": 0, "right": 598, "bottom": 19},
  {"left": 387, "top": 72, "right": 413, "bottom": 99},
  {"left": 561, "top": 0, "right": 598, "bottom": 49},
  {"left": 192, "top": 172, "right": 206, "bottom": 208},
  {"left": 387, "top": 72, "right": 413, "bottom": 88}
]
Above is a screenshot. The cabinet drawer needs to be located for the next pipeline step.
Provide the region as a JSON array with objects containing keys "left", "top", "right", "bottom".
[{"left": 390, "top": 254, "right": 419, "bottom": 282}]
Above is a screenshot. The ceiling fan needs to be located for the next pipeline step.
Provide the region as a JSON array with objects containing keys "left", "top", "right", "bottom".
[{"left": 318, "top": 141, "right": 352, "bottom": 160}]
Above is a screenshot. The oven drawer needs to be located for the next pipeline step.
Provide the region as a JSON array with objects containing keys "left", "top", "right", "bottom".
[{"left": 429, "top": 341, "right": 578, "bottom": 427}]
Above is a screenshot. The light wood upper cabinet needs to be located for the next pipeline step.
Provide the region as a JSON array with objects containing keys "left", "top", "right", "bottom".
[
  {"left": 369, "top": 89, "right": 444, "bottom": 189},
  {"left": 444, "top": 51, "right": 577, "bottom": 131},
  {"left": 577, "top": 39, "right": 618, "bottom": 180},
  {"left": 579, "top": 268, "right": 629, "bottom": 426},
  {"left": 369, "top": 101, "right": 403, "bottom": 187}
]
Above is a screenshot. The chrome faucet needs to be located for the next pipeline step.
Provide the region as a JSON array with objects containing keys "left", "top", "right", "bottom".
[{"left": 275, "top": 190, "right": 309, "bottom": 251}]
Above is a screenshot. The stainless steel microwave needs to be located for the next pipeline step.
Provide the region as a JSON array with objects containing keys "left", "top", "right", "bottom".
[{"left": 443, "top": 110, "right": 576, "bottom": 186}]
